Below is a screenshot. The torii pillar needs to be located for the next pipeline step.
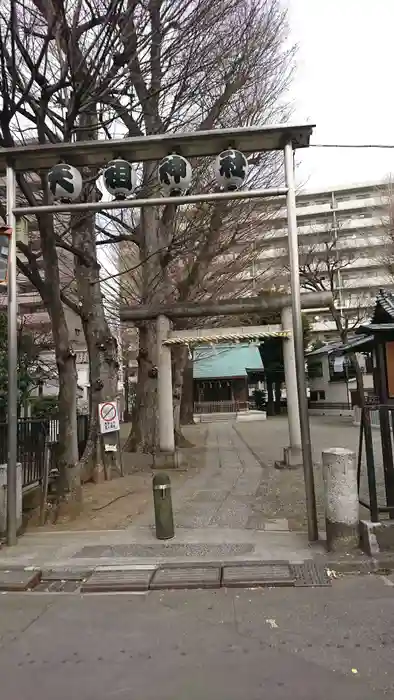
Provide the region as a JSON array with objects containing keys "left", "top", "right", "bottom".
[
  {"left": 156, "top": 315, "right": 175, "bottom": 452},
  {"left": 275, "top": 306, "right": 303, "bottom": 468}
]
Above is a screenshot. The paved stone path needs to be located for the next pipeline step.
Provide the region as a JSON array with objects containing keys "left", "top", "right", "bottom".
[
  {"left": 236, "top": 415, "right": 389, "bottom": 522},
  {"left": 0, "top": 420, "right": 320, "bottom": 569},
  {"left": 133, "top": 421, "right": 286, "bottom": 531},
  {"left": 0, "top": 415, "right": 386, "bottom": 570}
]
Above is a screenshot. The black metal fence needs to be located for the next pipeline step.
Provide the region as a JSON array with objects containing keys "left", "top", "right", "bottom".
[
  {"left": 357, "top": 404, "right": 394, "bottom": 522},
  {"left": 0, "top": 415, "right": 89, "bottom": 489}
]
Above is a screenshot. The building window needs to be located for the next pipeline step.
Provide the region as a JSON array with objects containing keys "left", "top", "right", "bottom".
[
  {"left": 329, "top": 355, "right": 357, "bottom": 381},
  {"left": 308, "top": 361, "right": 323, "bottom": 378},
  {"left": 319, "top": 390, "right": 326, "bottom": 400},
  {"left": 310, "top": 390, "right": 318, "bottom": 402}
]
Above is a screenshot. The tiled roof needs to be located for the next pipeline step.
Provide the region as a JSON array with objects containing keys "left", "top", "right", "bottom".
[
  {"left": 307, "top": 340, "right": 345, "bottom": 357},
  {"left": 307, "top": 335, "right": 372, "bottom": 357},
  {"left": 193, "top": 343, "right": 263, "bottom": 379}
]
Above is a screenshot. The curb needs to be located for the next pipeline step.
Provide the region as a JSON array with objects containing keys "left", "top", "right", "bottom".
[
  {"left": 319, "top": 555, "right": 394, "bottom": 575},
  {"left": 0, "top": 559, "right": 331, "bottom": 593},
  {"left": 1, "top": 555, "right": 393, "bottom": 594}
]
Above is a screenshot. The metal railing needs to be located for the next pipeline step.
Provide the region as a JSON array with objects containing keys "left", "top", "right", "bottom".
[
  {"left": 0, "top": 415, "right": 89, "bottom": 489},
  {"left": 308, "top": 401, "right": 352, "bottom": 410},
  {"left": 194, "top": 400, "right": 249, "bottom": 414},
  {"left": 354, "top": 405, "right": 381, "bottom": 428},
  {"left": 357, "top": 404, "right": 394, "bottom": 522}
]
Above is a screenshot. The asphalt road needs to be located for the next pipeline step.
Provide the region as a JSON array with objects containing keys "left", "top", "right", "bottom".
[{"left": 0, "top": 575, "right": 393, "bottom": 699}]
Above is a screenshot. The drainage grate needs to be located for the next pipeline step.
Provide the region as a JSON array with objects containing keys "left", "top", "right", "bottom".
[
  {"left": 81, "top": 569, "right": 153, "bottom": 593},
  {"left": 222, "top": 562, "right": 295, "bottom": 588},
  {"left": 290, "top": 561, "right": 331, "bottom": 587},
  {"left": 33, "top": 579, "right": 83, "bottom": 593},
  {"left": 41, "top": 569, "right": 93, "bottom": 581},
  {"left": 0, "top": 569, "right": 41, "bottom": 592},
  {"left": 150, "top": 566, "right": 221, "bottom": 590}
]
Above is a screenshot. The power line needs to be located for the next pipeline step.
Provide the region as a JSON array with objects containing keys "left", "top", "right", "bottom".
[{"left": 310, "top": 143, "right": 394, "bottom": 149}]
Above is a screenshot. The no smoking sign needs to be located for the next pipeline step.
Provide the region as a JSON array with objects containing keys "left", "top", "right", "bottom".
[{"left": 98, "top": 401, "right": 120, "bottom": 434}]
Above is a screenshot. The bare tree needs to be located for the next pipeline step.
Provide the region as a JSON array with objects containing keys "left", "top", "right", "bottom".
[
  {"left": 295, "top": 229, "right": 371, "bottom": 402},
  {"left": 297, "top": 233, "right": 369, "bottom": 342},
  {"left": 110, "top": 0, "right": 296, "bottom": 452},
  {"left": 0, "top": 0, "right": 137, "bottom": 497},
  {"left": 1, "top": 0, "right": 295, "bottom": 460}
]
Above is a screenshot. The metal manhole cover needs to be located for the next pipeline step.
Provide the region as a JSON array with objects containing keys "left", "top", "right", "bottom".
[
  {"left": 151, "top": 566, "right": 221, "bottom": 590},
  {"left": 290, "top": 561, "right": 331, "bottom": 587},
  {"left": 222, "top": 563, "right": 294, "bottom": 587}
]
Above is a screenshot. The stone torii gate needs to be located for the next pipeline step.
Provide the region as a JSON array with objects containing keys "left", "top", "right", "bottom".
[
  {"left": 4, "top": 123, "right": 322, "bottom": 542},
  {"left": 120, "top": 290, "right": 332, "bottom": 468}
]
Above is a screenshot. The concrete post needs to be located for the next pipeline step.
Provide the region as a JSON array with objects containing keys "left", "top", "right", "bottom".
[
  {"left": 0, "top": 462, "right": 22, "bottom": 536},
  {"left": 279, "top": 306, "right": 302, "bottom": 467},
  {"left": 322, "top": 447, "right": 359, "bottom": 552},
  {"left": 156, "top": 315, "right": 175, "bottom": 452},
  {"left": 153, "top": 472, "right": 174, "bottom": 540}
]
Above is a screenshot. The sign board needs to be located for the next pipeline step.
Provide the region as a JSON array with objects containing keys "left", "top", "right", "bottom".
[{"left": 98, "top": 401, "right": 120, "bottom": 434}]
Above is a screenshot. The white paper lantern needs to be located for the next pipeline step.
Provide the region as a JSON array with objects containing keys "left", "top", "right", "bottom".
[
  {"left": 158, "top": 154, "right": 192, "bottom": 195},
  {"left": 102, "top": 159, "right": 136, "bottom": 199},
  {"left": 215, "top": 149, "right": 248, "bottom": 191},
  {"left": 47, "top": 163, "right": 82, "bottom": 201}
]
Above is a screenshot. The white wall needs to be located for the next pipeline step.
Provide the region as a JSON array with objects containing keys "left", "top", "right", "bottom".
[
  {"left": 308, "top": 353, "right": 374, "bottom": 403},
  {"left": 309, "top": 355, "right": 350, "bottom": 403}
]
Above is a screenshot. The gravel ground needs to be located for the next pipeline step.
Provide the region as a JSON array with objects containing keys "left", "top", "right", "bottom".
[
  {"left": 26, "top": 424, "right": 208, "bottom": 532},
  {"left": 235, "top": 415, "right": 387, "bottom": 530},
  {"left": 25, "top": 416, "right": 389, "bottom": 534}
]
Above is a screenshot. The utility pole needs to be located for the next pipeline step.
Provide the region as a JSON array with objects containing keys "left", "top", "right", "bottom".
[{"left": 6, "top": 165, "right": 18, "bottom": 546}]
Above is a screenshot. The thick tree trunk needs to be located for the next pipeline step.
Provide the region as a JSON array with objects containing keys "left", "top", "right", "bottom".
[
  {"left": 56, "top": 348, "right": 80, "bottom": 502},
  {"left": 39, "top": 210, "right": 80, "bottom": 507},
  {"left": 125, "top": 322, "right": 159, "bottom": 452},
  {"left": 124, "top": 366, "right": 131, "bottom": 422},
  {"left": 172, "top": 345, "right": 193, "bottom": 446},
  {"left": 266, "top": 377, "right": 274, "bottom": 416},
  {"left": 172, "top": 346, "right": 184, "bottom": 434},
  {"left": 126, "top": 169, "right": 175, "bottom": 453},
  {"left": 68, "top": 111, "right": 120, "bottom": 478},
  {"left": 71, "top": 211, "right": 120, "bottom": 478},
  {"left": 180, "top": 357, "right": 194, "bottom": 425}
]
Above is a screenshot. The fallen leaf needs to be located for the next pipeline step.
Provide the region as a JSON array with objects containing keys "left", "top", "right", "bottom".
[{"left": 266, "top": 618, "right": 278, "bottom": 628}]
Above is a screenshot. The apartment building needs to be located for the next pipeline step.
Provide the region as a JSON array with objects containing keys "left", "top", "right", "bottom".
[
  {"left": 115, "top": 180, "right": 394, "bottom": 396},
  {"left": 0, "top": 177, "right": 89, "bottom": 406},
  {"left": 231, "top": 180, "right": 392, "bottom": 340}
]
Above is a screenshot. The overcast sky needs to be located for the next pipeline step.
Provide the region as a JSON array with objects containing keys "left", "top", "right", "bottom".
[{"left": 288, "top": 0, "right": 394, "bottom": 190}]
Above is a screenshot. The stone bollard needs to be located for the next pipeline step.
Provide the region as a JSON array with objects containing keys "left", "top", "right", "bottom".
[
  {"left": 0, "top": 463, "right": 22, "bottom": 537},
  {"left": 322, "top": 447, "right": 359, "bottom": 552},
  {"left": 152, "top": 472, "right": 174, "bottom": 540}
]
